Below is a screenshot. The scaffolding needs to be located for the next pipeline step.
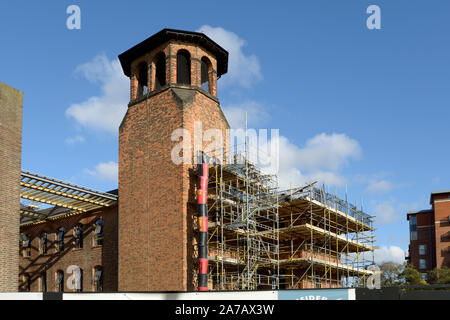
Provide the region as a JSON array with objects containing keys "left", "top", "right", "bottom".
[
  {"left": 19, "top": 171, "right": 118, "bottom": 225},
  {"left": 205, "top": 150, "right": 280, "bottom": 290},
  {"left": 277, "top": 185, "right": 375, "bottom": 289},
  {"left": 199, "top": 150, "right": 375, "bottom": 291}
]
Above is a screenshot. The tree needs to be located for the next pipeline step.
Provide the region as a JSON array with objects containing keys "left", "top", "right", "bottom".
[
  {"left": 400, "top": 266, "right": 427, "bottom": 285},
  {"left": 428, "top": 267, "right": 450, "bottom": 284},
  {"left": 378, "top": 262, "right": 404, "bottom": 287}
]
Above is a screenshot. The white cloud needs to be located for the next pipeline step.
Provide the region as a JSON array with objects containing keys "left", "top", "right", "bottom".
[
  {"left": 84, "top": 161, "right": 118, "bottom": 182},
  {"left": 197, "top": 25, "right": 262, "bottom": 88},
  {"left": 374, "top": 245, "right": 406, "bottom": 265},
  {"left": 306, "top": 171, "right": 346, "bottom": 187},
  {"left": 66, "top": 54, "right": 129, "bottom": 133},
  {"left": 263, "top": 133, "right": 362, "bottom": 189},
  {"left": 222, "top": 101, "right": 270, "bottom": 128},
  {"left": 371, "top": 200, "right": 398, "bottom": 225},
  {"left": 355, "top": 173, "right": 395, "bottom": 195},
  {"left": 65, "top": 135, "right": 85, "bottom": 145},
  {"left": 432, "top": 176, "right": 440, "bottom": 185},
  {"left": 369, "top": 198, "right": 422, "bottom": 226},
  {"left": 295, "top": 133, "right": 362, "bottom": 172},
  {"left": 365, "top": 180, "right": 393, "bottom": 195}
]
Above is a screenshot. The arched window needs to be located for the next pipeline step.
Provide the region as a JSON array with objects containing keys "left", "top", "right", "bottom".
[
  {"left": 57, "top": 227, "right": 65, "bottom": 252},
  {"left": 137, "top": 63, "right": 148, "bottom": 97},
  {"left": 201, "top": 57, "right": 211, "bottom": 93},
  {"left": 21, "top": 233, "right": 31, "bottom": 257},
  {"left": 177, "top": 50, "right": 191, "bottom": 85},
  {"left": 154, "top": 52, "right": 166, "bottom": 90},
  {"left": 94, "top": 266, "right": 103, "bottom": 292},
  {"left": 56, "top": 270, "right": 64, "bottom": 292},
  {"left": 74, "top": 224, "right": 83, "bottom": 249},
  {"left": 40, "top": 232, "right": 47, "bottom": 254},
  {"left": 94, "top": 219, "right": 104, "bottom": 246},
  {"left": 24, "top": 274, "right": 31, "bottom": 292},
  {"left": 41, "top": 272, "right": 47, "bottom": 292}
]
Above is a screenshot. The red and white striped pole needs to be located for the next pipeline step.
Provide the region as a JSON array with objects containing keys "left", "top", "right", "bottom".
[{"left": 197, "top": 153, "right": 209, "bottom": 291}]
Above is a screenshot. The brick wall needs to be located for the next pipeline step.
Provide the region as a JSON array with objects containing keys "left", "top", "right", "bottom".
[
  {"left": 19, "top": 205, "right": 118, "bottom": 292},
  {"left": 0, "top": 82, "right": 23, "bottom": 292},
  {"left": 119, "top": 88, "right": 186, "bottom": 291},
  {"left": 409, "top": 211, "right": 435, "bottom": 272},
  {"left": 119, "top": 40, "right": 229, "bottom": 292},
  {"left": 433, "top": 200, "right": 450, "bottom": 268}
]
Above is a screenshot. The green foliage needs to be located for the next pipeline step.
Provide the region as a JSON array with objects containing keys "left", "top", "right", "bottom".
[
  {"left": 428, "top": 267, "right": 450, "bottom": 284},
  {"left": 377, "top": 263, "right": 450, "bottom": 288},
  {"left": 378, "top": 262, "right": 404, "bottom": 287},
  {"left": 400, "top": 266, "right": 427, "bottom": 285}
]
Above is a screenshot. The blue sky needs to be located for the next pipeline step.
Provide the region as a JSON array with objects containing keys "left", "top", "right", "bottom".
[{"left": 1, "top": 1, "right": 449, "bottom": 264}]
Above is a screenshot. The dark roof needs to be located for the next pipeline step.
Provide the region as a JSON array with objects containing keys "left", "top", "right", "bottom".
[
  {"left": 118, "top": 28, "right": 229, "bottom": 78},
  {"left": 20, "top": 205, "right": 71, "bottom": 224},
  {"left": 430, "top": 189, "right": 450, "bottom": 204},
  {"left": 106, "top": 188, "right": 118, "bottom": 196},
  {"left": 20, "top": 188, "right": 119, "bottom": 225},
  {"left": 431, "top": 190, "right": 450, "bottom": 195},
  {"left": 406, "top": 209, "right": 433, "bottom": 220},
  {"left": 35, "top": 206, "right": 71, "bottom": 217}
]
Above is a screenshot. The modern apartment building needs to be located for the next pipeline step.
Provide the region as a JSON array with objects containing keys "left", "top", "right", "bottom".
[{"left": 407, "top": 190, "right": 450, "bottom": 279}]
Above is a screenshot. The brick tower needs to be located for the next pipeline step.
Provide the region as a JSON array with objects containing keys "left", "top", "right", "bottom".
[
  {"left": 0, "top": 82, "right": 23, "bottom": 292},
  {"left": 118, "top": 29, "right": 229, "bottom": 291}
]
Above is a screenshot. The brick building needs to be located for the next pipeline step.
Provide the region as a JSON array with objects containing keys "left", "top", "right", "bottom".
[
  {"left": 0, "top": 82, "right": 23, "bottom": 292},
  {"left": 117, "top": 28, "right": 229, "bottom": 291},
  {"left": 407, "top": 190, "right": 450, "bottom": 279},
  {"left": 19, "top": 202, "right": 118, "bottom": 292},
  {"left": 17, "top": 28, "right": 231, "bottom": 292},
  {"left": 6, "top": 28, "right": 375, "bottom": 293}
]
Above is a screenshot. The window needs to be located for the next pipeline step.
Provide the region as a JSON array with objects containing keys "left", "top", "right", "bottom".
[
  {"left": 409, "top": 214, "right": 417, "bottom": 241},
  {"left": 41, "top": 272, "right": 47, "bottom": 292},
  {"left": 21, "top": 234, "right": 31, "bottom": 257},
  {"left": 56, "top": 270, "right": 64, "bottom": 292},
  {"left": 201, "top": 57, "right": 211, "bottom": 93},
  {"left": 40, "top": 232, "right": 47, "bottom": 254},
  {"left": 94, "top": 266, "right": 103, "bottom": 292},
  {"left": 57, "top": 228, "right": 65, "bottom": 252},
  {"left": 419, "top": 258, "right": 427, "bottom": 270},
  {"left": 94, "top": 219, "right": 104, "bottom": 246},
  {"left": 421, "top": 273, "right": 428, "bottom": 282},
  {"left": 24, "top": 274, "right": 31, "bottom": 292},
  {"left": 176, "top": 50, "right": 191, "bottom": 85},
  {"left": 154, "top": 52, "right": 166, "bottom": 90},
  {"left": 419, "top": 244, "right": 427, "bottom": 256},
  {"left": 74, "top": 224, "right": 83, "bottom": 249},
  {"left": 137, "top": 63, "right": 148, "bottom": 98}
]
